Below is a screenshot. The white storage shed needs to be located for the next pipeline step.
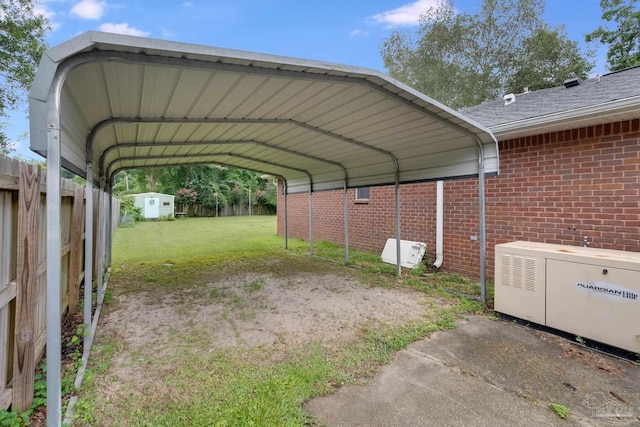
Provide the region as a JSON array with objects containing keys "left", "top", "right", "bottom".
[{"left": 132, "top": 192, "right": 175, "bottom": 219}]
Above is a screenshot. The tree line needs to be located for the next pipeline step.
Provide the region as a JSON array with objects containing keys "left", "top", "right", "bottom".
[{"left": 113, "top": 166, "right": 278, "bottom": 216}]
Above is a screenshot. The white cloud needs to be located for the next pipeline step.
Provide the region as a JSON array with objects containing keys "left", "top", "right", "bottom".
[
  {"left": 34, "top": 4, "right": 55, "bottom": 20},
  {"left": 350, "top": 29, "right": 369, "bottom": 37},
  {"left": 160, "top": 26, "right": 175, "bottom": 38},
  {"left": 182, "top": 2, "right": 193, "bottom": 6},
  {"left": 34, "top": 3, "right": 62, "bottom": 31},
  {"left": 369, "top": 0, "right": 440, "bottom": 27},
  {"left": 71, "top": 0, "right": 107, "bottom": 20},
  {"left": 99, "top": 22, "right": 150, "bottom": 37}
]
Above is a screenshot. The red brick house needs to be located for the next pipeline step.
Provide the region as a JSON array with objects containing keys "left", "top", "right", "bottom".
[{"left": 277, "top": 66, "right": 640, "bottom": 279}]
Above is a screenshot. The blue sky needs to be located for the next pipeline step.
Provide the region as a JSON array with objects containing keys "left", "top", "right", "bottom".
[{"left": 8, "top": 0, "right": 613, "bottom": 159}]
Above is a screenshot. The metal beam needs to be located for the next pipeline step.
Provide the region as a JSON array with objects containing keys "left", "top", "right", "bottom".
[
  {"left": 45, "top": 127, "right": 62, "bottom": 427},
  {"left": 395, "top": 172, "right": 401, "bottom": 278},
  {"left": 83, "top": 164, "right": 93, "bottom": 355},
  {"left": 110, "top": 162, "right": 286, "bottom": 188},
  {"left": 86, "top": 116, "right": 397, "bottom": 189},
  {"left": 106, "top": 152, "right": 312, "bottom": 187},
  {"left": 343, "top": 182, "right": 349, "bottom": 265},
  {"left": 98, "top": 139, "right": 347, "bottom": 182},
  {"left": 478, "top": 145, "right": 487, "bottom": 303},
  {"left": 283, "top": 180, "right": 289, "bottom": 249},
  {"left": 309, "top": 189, "right": 313, "bottom": 256},
  {"left": 96, "top": 179, "right": 105, "bottom": 306}
]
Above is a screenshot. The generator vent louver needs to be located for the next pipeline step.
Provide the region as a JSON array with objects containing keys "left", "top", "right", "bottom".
[
  {"left": 500, "top": 254, "right": 536, "bottom": 291},
  {"left": 501, "top": 254, "right": 511, "bottom": 286}
]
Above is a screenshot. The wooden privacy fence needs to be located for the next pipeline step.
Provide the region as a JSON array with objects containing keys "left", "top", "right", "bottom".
[{"left": 0, "top": 155, "right": 119, "bottom": 412}]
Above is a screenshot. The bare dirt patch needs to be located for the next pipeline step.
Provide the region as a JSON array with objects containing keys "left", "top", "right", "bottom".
[{"left": 101, "top": 272, "right": 430, "bottom": 356}]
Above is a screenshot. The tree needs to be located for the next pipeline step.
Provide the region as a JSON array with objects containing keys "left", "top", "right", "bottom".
[
  {"left": 381, "top": 0, "right": 593, "bottom": 109},
  {"left": 507, "top": 27, "right": 595, "bottom": 93},
  {"left": 586, "top": 0, "right": 640, "bottom": 71},
  {"left": 0, "top": 0, "right": 48, "bottom": 152}
]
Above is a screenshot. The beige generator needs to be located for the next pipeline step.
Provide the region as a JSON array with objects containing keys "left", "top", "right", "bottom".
[{"left": 495, "top": 241, "right": 640, "bottom": 353}]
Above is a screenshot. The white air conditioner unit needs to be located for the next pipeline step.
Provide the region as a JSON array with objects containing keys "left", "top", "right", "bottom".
[{"left": 495, "top": 241, "right": 640, "bottom": 353}]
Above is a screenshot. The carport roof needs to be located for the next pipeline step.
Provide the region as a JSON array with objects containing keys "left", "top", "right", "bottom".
[{"left": 29, "top": 31, "right": 498, "bottom": 193}]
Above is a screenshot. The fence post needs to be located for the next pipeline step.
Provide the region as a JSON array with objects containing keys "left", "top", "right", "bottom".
[
  {"left": 12, "top": 163, "right": 41, "bottom": 411},
  {"left": 68, "top": 186, "right": 84, "bottom": 313}
]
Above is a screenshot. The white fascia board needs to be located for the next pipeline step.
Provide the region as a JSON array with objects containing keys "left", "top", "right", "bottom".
[{"left": 491, "top": 96, "right": 640, "bottom": 140}]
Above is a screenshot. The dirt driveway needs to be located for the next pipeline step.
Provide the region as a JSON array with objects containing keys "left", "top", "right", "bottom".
[
  {"left": 102, "top": 269, "right": 431, "bottom": 357},
  {"left": 78, "top": 253, "right": 639, "bottom": 426}
]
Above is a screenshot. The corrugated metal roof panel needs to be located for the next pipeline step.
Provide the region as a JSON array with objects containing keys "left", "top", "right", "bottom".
[{"left": 30, "top": 31, "right": 498, "bottom": 193}]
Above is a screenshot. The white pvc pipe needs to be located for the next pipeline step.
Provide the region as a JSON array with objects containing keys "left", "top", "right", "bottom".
[{"left": 433, "top": 180, "right": 444, "bottom": 269}]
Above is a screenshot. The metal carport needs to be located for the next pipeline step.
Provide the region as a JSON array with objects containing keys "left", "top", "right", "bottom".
[{"left": 28, "top": 31, "right": 499, "bottom": 426}]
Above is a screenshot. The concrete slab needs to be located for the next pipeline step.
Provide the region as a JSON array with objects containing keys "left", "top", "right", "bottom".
[{"left": 306, "top": 316, "right": 640, "bottom": 427}]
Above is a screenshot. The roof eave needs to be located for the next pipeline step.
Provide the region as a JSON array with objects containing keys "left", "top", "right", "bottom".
[{"left": 490, "top": 96, "right": 640, "bottom": 140}]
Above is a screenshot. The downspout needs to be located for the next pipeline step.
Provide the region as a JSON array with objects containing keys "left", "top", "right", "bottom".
[{"left": 433, "top": 180, "right": 444, "bottom": 269}]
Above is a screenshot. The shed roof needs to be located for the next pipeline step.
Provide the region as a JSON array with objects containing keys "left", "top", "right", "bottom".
[
  {"left": 29, "top": 32, "right": 498, "bottom": 194},
  {"left": 131, "top": 192, "right": 175, "bottom": 198},
  {"left": 462, "top": 66, "right": 640, "bottom": 139}
]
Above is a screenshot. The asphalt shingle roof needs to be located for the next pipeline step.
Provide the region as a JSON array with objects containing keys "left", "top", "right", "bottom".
[{"left": 461, "top": 66, "right": 640, "bottom": 127}]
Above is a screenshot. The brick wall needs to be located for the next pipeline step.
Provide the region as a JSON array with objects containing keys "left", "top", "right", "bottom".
[{"left": 277, "top": 119, "right": 640, "bottom": 278}]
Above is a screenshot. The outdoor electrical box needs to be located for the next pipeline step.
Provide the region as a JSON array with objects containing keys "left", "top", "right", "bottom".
[{"left": 495, "top": 241, "right": 640, "bottom": 353}]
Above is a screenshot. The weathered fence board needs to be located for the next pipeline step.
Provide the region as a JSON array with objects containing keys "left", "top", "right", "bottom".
[
  {"left": 0, "top": 155, "right": 120, "bottom": 411},
  {"left": 12, "top": 163, "right": 41, "bottom": 411},
  {"left": 68, "top": 186, "right": 84, "bottom": 314},
  {"left": 0, "top": 186, "right": 16, "bottom": 411}
]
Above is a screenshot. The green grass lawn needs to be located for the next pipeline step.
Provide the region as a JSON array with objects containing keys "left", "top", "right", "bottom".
[
  {"left": 72, "top": 215, "right": 487, "bottom": 426},
  {"left": 113, "top": 215, "right": 301, "bottom": 263}
]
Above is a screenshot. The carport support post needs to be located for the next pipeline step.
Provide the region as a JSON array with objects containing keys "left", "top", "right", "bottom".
[
  {"left": 283, "top": 181, "right": 288, "bottom": 249},
  {"left": 395, "top": 175, "right": 401, "bottom": 278},
  {"left": 106, "top": 190, "right": 113, "bottom": 269},
  {"left": 83, "top": 165, "right": 93, "bottom": 353},
  {"left": 96, "top": 178, "right": 105, "bottom": 305},
  {"left": 343, "top": 183, "right": 349, "bottom": 265},
  {"left": 45, "top": 127, "right": 62, "bottom": 426},
  {"left": 479, "top": 151, "right": 487, "bottom": 304},
  {"left": 308, "top": 188, "right": 313, "bottom": 256}
]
